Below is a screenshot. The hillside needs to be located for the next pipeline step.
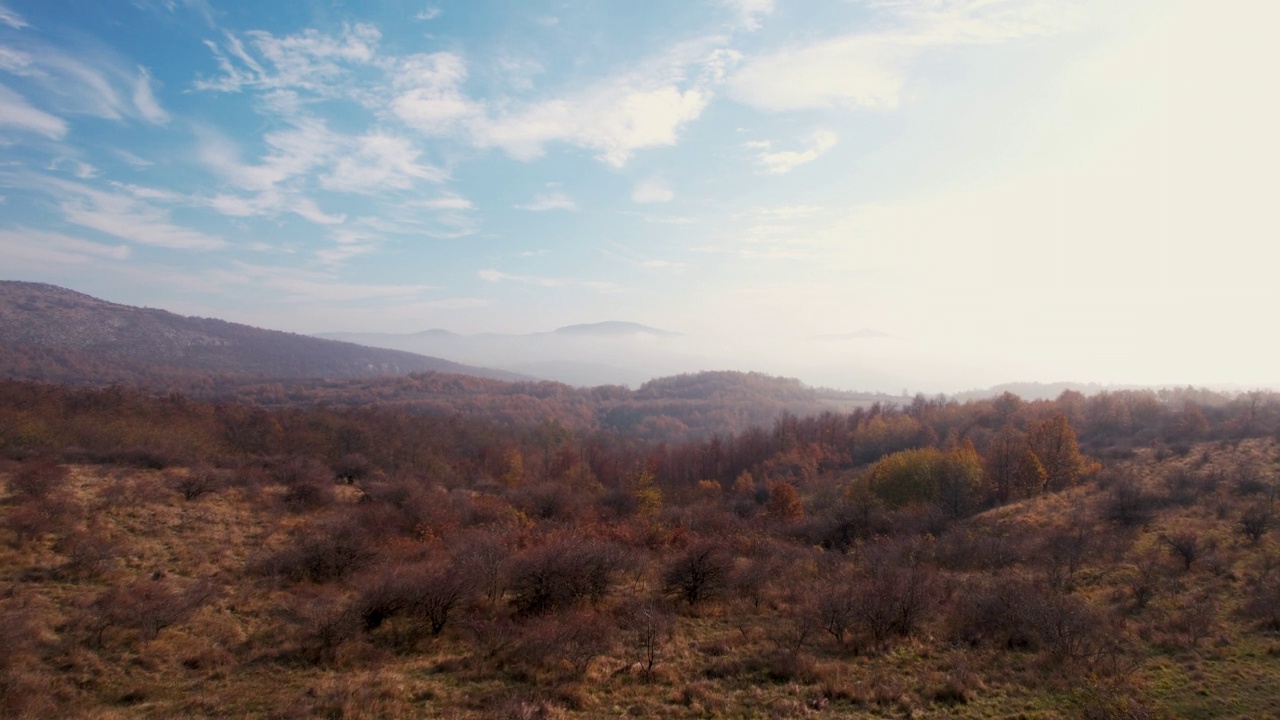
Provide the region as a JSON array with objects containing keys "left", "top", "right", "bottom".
[
  {"left": 0, "top": 282, "right": 523, "bottom": 385},
  {"left": 317, "top": 321, "right": 707, "bottom": 388},
  {"left": 2, "top": 380, "right": 1280, "bottom": 718}
]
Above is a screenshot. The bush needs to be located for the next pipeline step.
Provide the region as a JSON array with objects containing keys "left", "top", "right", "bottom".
[
  {"left": 82, "top": 577, "right": 214, "bottom": 645},
  {"left": 507, "top": 537, "right": 631, "bottom": 616},
  {"left": 352, "top": 560, "right": 473, "bottom": 639},
  {"left": 167, "top": 465, "right": 225, "bottom": 501},
  {"left": 663, "top": 541, "right": 733, "bottom": 606},
  {"left": 507, "top": 610, "right": 616, "bottom": 681},
  {"left": 1240, "top": 505, "right": 1272, "bottom": 544},
  {"left": 5, "top": 460, "right": 67, "bottom": 500},
  {"left": 257, "top": 517, "right": 377, "bottom": 583}
]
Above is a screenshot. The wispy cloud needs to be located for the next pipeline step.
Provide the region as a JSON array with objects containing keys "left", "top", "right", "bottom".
[
  {"left": 641, "top": 259, "right": 687, "bottom": 272},
  {"left": 631, "top": 178, "right": 674, "bottom": 204},
  {"left": 4, "top": 173, "right": 227, "bottom": 251},
  {"left": 318, "top": 133, "right": 448, "bottom": 193},
  {"left": 194, "top": 102, "right": 446, "bottom": 225},
  {"left": 516, "top": 189, "right": 577, "bottom": 212},
  {"left": 0, "top": 39, "right": 171, "bottom": 124},
  {"left": 415, "top": 6, "right": 442, "bottom": 21},
  {"left": 418, "top": 193, "right": 474, "bottom": 211},
  {"left": 729, "top": 0, "right": 1070, "bottom": 112},
  {"left": 0, "top": 228, "right": 130, "bottom": 265},
  {"left": 115, "top": 149, "right": 154, "bottom": 168},
  {"left": 717, "top": 0, "right": 774, "bottom": 31},
  {"left": 0, "top": 2, "right": 28, "bottom": 29},
  {"left": 200, "top": 25, "right": 730, "bottom": 168},
  {"left": 132, "top": 66, "right": 170, "bottom": 124},
  {"left": 224, "top": 261, "right": 434, "bottom": 302},
  {"left": 0, "top": 84, "right": 67, "bottom": 137},
  {"left": 753, "top": 131, "right": 838, "bottom": 174},
  {"left": 195, "top": 24, "right": 384, "bottom": 95},
  {"left": 478, "top": 269, "right": 618, "bottom": 291}
]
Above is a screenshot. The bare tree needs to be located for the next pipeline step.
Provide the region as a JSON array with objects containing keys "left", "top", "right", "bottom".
[
  {"left": 1159, "top": 530, "right": 1202, "bottom": 572},
  {"left": 1240, "top": 505, "right": 1272, "bottom": 544},
  {"left": 663, "top": 541, "right": 732, "bottom": 606},
  {"left": 618, "top": 599, "right": 675, "bottom": 678}
]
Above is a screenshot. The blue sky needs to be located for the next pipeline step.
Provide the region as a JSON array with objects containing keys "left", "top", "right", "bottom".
[{"left": 1, "top": 0, "right": 1276, "bottom": 390}]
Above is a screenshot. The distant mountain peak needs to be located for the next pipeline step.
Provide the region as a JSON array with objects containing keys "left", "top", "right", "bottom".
[
  {"left": 552, "top": 321, "right": 679, "bottom": 337},
  {"left": 0, "top": 281, "right": 525, "bottom": 384}
]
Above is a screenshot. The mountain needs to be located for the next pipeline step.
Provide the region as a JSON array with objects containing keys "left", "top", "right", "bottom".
[
  {"left": 0, "top": 281, "right": 523, "bottom": 385},
  {"left": 552, "top": 321, "right": 680, "bottom": 337},
  {"left": 318, "top": 320, "right": 698, "bottom": 387}
]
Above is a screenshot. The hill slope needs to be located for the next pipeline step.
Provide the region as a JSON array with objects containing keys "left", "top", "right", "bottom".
[{"left": 0, "top": 281, "right": 522, "bottom": 384}]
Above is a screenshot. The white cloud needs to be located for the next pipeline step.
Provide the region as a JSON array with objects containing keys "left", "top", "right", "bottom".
[
  {"left": 641, "top": 259, "right": 687, "bottom": 272},
  {"left": 319, "top": 133, "right": 448, "bottom": 193},
  {"left": 3, "top": 173, "right": 227, "bottom": 250},
  {"left": 0, "top": 47, "right": 35, "bottom": 74},
  {"left": 390, "top": 52, "right": 478, "bottom": 134},
  {"left": 631, "top": 178, "right": 674, "bottom": 203},
  {"left": 0, "top": 84, "right": 66, "bottom": 137},
  {"left": 393, "top": 39, "right": 726, "bottom": 166},
  {"left": 62, "top": 197, "right": 226, "bottom": 250},
  {"left": 730, "top": 36, "right": 909, "bottom": 111},
  {"left": 200, "top": 121, "right": 449, "bottom": 222},
  {"left": 516, "top": 190, "right": 577, "bottom": 211},
  {"left": 202, "top": 22, "right": 726, "bottom": 168},
  {"left": 1, "top": 42, "right": 171, "bottom": 125},
  {"left": 132, "top": 66, "right": 170, "bottom": 124},
  {"left": 729, "top": 0, "right": 1071, "bottom": 112},
  {"left": 228, "top": 261, "right": 432, "bottom": 302},
  {"left": 478, "top": 269, "right": 618, "bottom": 291},
  {"left": 415, "top": 6, "right": 442, "bottom": 21},
  {"left": 0, "top": 2, "right": 27, "bottom": 29},
  {"left": 717, "top": 0, "right": 774, "bottom": 31},
  {"left": 754, "top": 131, "right": 838, "bottom": 173},
  {"left": 418, "top": 194, "right": 474, "bottom": 210},
  {"left": 115, "top": 149, "right": 154, "bottom": 168},
  {"left": 196, "top": 24, "right": 384, "bottom": 95},
  {"left": 315, "top": 242, "right": 376, "bottom": 267},
  {"left": 475, "top": 84, "right": 708, "bottom": 166},
  {"left": 0, "top": 228, "right": 130, "bottom": 265}
]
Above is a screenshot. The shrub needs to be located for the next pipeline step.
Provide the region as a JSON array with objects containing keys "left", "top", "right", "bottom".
[
  {"left": 257, "top": 517, "right": 377, "bottom": 583},
  {"left": 352, "top": 560, "right": 473, "bottom": 639},
  {"left": 663, "top": 541, "right": 733, "bottom": 606},
  {"left": 508, "top": 610, "right": 616, "bottom": 681},
  {"left": 83, "top": 577, "right": 214, "bottom": 645},
  {"left": 1240, "top": 505, "right": 1272, "bottom": 544},
  {"left": 5, "top": 460, "right": 67, "bottom": 500},
  {"left": 167, "top": 465, "right": 225, "bottom": 501},
  {"left": 616, "top": 599, "right": 675, "bottom": 677},
  {"left": 1105, "top": 472, "right": 1153, "bottom": 527},
  {"left": 507, "top": 537, "right": 631, "bottom": 616}
]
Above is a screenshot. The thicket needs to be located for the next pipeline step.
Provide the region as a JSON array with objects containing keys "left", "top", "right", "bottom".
[{"left": 1, "top": 378, "right": 1279, "bottom": 717}]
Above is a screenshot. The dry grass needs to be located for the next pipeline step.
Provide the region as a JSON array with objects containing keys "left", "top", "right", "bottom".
[{"left": 2, "top": 442, "right": 1280, "bottom": 718}]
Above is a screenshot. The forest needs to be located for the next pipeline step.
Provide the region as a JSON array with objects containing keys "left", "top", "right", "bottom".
[{"left": 2, "top": 376, "right": 1280, "bottom": 718}]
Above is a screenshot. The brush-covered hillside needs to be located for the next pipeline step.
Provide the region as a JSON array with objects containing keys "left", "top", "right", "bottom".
[
  {"left": 0, "top": 281, "right": 523, "bottom": 385},
  {"left": 2, "top": 380, "right": 1279, "bottom": 718}
]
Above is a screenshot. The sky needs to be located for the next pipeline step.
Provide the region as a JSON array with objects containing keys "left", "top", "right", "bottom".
[{"left": 0, "top": 0, "right": 1277, "bottom": 392}]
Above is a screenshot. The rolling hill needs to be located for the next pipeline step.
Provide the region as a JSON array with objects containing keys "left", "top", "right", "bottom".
[{"left": 0, "top": 281, "right": 523, "bottom": 385}]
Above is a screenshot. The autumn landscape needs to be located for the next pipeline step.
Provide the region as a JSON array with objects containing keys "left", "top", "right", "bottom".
[
  {"left": 3, "top": 0, "right": 1277, "bottom": 718},
  {"left": 0, "top": 280, "right": 1279, "bottom": 719}
]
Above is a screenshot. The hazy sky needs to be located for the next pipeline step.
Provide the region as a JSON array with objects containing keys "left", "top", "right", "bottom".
[{"left": 0, "top": 0, "right": 1276, "bottom": 390}]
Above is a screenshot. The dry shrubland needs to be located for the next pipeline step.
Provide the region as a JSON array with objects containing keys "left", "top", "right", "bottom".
[{"left": 1, "top": 380, "right": 1280, "bottom": 717}]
